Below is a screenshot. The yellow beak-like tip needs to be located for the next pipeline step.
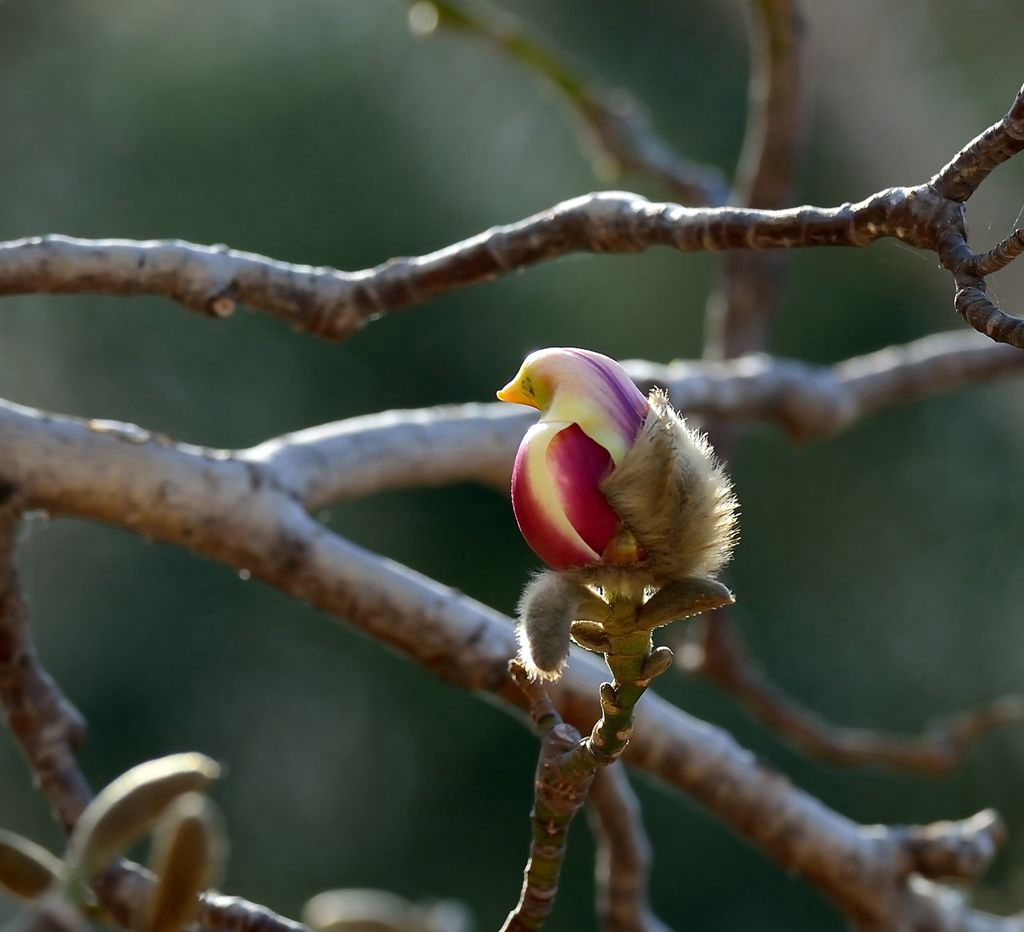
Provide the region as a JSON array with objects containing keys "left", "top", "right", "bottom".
[{"left": 496, "top": 378, "right": 537, "bottom": 408}]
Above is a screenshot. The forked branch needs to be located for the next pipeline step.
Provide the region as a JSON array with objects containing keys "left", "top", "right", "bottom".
[{"left": 1, "top": 85, "right": 1022, "bottom": 347}]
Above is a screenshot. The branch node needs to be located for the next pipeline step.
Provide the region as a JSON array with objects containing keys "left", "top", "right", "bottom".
[{"left": 895, "top": 809, "right": 1007, "bottom": 881}]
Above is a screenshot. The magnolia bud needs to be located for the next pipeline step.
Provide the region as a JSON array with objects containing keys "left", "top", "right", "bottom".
[{"left": 498, "top": 348, "right": 739, "bottom": 679}]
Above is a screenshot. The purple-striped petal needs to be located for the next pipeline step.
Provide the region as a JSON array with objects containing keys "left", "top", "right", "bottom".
[
  {"left": 560, "top": 349, "right": 649, "bottom": 457},
  {"left": 511, "top": 348, "right": 648, "bottom": 463}
]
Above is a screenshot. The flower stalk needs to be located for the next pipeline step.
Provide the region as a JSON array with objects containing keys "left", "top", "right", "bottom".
[
  {"left": 581, "top": 593, "right": 662, "bottom": 765},
  {"left": 505, "top": 581, "right": 725, "bottom": 930}
]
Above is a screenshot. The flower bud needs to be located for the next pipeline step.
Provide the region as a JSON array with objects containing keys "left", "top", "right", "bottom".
[
  {"left": 499, "top": 348, "right": 738, "bottom": 678},
  {"left": 64, "top": 753, "right": 220, "bottom": 885},
  {"left": 498, "top": 348, "right": 737, "bottom": 587}
]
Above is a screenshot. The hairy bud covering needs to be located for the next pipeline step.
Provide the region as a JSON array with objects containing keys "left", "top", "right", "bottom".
[
  {"left": 594, "top": 388, "right": 738, "bottom": 587},
  {"left": 516, "top": 571, "right": 592, "bottom": 680}
]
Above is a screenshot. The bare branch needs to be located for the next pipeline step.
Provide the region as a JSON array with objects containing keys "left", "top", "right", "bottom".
[
  {"left": 941, "top": 232, "right": 1024, "bottom": 350},
  {"left": 244, "top": 402, "right": 527, "bottom": 507},
  {"left": 0, "top": 506, "right": 91, "bottom": 834},
  {"left": 893, "top": 810, "right": 1007, "bottom": 882},
  {"left": 409, "top": 0, "right": 728, "bottom": 205},
  {"left": 963, "top": 229, "right": 1024, "bottom": 278},
  {"left": 92, "top": 867, "right": 306, "bottom": 932},
  {"left": 0, "top": 86, "right": 1020, "bottom": 348},
  {"left": 931, "top": 83, "right": 1024, "bottom": 203},
  {"left": 0, "top": 186, "right": 957, "bottom": 341},
  {"left": 653, "top": 331, "right": 1024, "bottom": 438},
  {"left": 196, "top": 895, "right": 306, "bottom": 932},
  {"left": 502, "top": 663, "right": 593, "bottom": 932},
  {"left": 680, "top": 609, "right": 1023, "bottom": 775},
  {"left": 586, "top": 764, "right": 670, "bottom": 932},
  {"left": 733, "top": 0, "right": 806, "bottom": 212},
  {"left": 919, "top": 85, "right": 1024, "bottom": 346},
  {"left": 1, "top": 398, "right": 1021, "bottom": 928}
]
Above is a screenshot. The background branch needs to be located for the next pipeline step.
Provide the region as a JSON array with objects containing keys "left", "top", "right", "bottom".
[
  {"left": 502, "top": 664, "right": 593, "bottom": 932},
  {"left": 679, "top": 606, "right": 1024, "bottom": 774},
  {"left": 0, "top": 508, "right": 307, "bottom": 932},
  {"left": 586, "top": 764, "right": 669, "bottom": 932},
  {"left": 705, "top": 0, "right": 805, "bottom": 360},
  {"left": 408, "top": 0, "right": 728, "bottom": 205},
  {"left": 0, "top": 507, "right": 90, "bottom": 835}
]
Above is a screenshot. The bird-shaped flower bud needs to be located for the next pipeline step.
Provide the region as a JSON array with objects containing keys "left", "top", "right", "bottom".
[
  {"left": 497, "top": 347, "right": 650, "bottom": 572},
  {"left": 498, "top": 347, "right": 738, "bottom": 680}
]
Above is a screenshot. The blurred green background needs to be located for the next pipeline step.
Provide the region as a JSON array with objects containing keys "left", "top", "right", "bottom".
[{"left": 2, "top": 1, "right": 1024, "bottom": 929}]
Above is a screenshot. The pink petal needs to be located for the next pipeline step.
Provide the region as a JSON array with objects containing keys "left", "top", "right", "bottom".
[
  {"left": 511, "top": 422, "right": 603, "bottom": 570},
  {"left": 546, "top": 423, "right": 619, "bottom": 556}
]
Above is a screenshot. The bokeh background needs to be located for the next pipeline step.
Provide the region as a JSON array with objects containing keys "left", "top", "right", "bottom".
[{"left": 2, "top": 1, "right": 1024, "bottom": 929}]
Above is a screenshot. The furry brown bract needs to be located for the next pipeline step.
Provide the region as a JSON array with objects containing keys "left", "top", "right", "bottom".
[
  {"left": 576, "top": 388, "right": 738, "bottom": 590},
  {"left": 516, "top": 571, "right": 594, "bottom": 681}
]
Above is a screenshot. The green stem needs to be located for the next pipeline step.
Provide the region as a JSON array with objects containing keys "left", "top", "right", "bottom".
[
  {"left": 584, "top": 595, "right": 659, "bottom": 765},
  {"left": 504, "top": 593, "right": 671, "bottom": 930}
]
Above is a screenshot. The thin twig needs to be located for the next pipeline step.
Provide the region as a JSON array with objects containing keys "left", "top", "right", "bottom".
[
  {"left": 940, "top": 231, "right": 1024, "bottom": 350},
  {"left": 0, "top": 189, "right": 916, "bottom": 339},
  {"left": 962, "top": 228, "right": 1024, "bottom": 277},
  {"left": 680, "top": 608, "right": 1024, "bottom": 775},
  {"left": 0, "top": 505, "right": 91, "bottom": 834},
  {"left": 503, "top": 600, "right": 671, "bottom": 929},
  {"left": 930, "top": 82, "right": 1024, "bottom": 346},
  {"left": 586, "top": 764, "right": 670, "bottom": 932},
  {"left": 91, "top": 867, "right": 306, "bottom": 932},
  {"left": 502, "top": 663, "right": 593, "bottom": 932},
  {"left": 894, "top": 810, "right": 1007, "bottom": 881},
  {"left": 410, "top": 0, "right": 728, "bottom": 205},
  {"left": 931, "top": 84, "right": 1024, "bottom": 203}
]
